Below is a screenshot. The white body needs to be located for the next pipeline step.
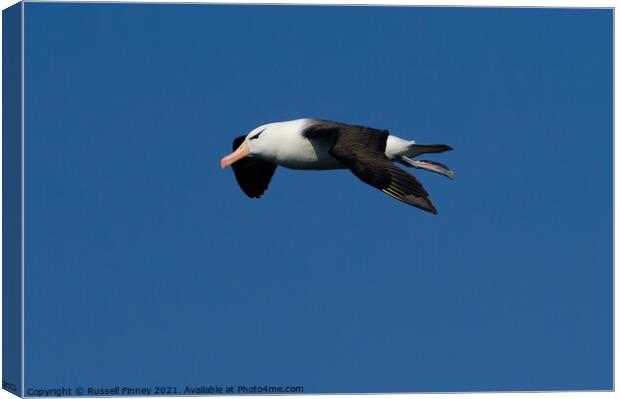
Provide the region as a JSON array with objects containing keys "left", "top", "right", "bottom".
[{"left": 246, "top": 119, "right": 414, "bottom": 170}]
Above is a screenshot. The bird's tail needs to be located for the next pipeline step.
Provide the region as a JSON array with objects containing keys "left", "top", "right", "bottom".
[{"left": 404, "top": 143, "right": 453, "bottom": 158}]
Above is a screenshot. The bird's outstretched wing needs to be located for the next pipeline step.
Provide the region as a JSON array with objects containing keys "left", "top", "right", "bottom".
[
  {"left": 230, "top": 136, "right": 277, "bottom": 198},
  {"left": 304, "top": 121, "right": 437, "bottom": 214}
]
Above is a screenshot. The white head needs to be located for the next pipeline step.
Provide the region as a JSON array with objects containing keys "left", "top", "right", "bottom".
[{"left": 220, "top": 123, "right": 284, "bottom": 168}]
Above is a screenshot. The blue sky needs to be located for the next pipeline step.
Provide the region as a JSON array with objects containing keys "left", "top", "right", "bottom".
[{"left": 24, "top": 4, "right": 611, "bottom": 393}]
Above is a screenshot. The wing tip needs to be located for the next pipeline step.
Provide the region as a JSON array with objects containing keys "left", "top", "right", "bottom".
[
  {"left": 424, "top": 203, "right": 439, "bottom": 215},
  {"left": 402, "top": 195, "right": 438, "bottom": 214},
  {"left": 243, "top": 188, "right": 266, "bottom": 199}
]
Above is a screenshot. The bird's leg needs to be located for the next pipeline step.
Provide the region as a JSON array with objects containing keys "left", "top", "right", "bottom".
[{"left": 400, "top": 156, "right": 455, "bottom": 179}]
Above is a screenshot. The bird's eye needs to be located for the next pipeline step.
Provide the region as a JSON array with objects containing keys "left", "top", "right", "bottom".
[{"left": 249, "top": 130, "right": 264, "bottom": 140}]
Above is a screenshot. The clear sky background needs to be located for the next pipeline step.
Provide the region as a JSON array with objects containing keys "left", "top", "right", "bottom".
[{"left": 24, "top": 4, "right": 612, "bottom": 393}]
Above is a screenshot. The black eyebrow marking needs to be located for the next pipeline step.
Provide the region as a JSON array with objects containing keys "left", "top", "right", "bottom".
[{"left": 249, "top": 129, "right": 265, "bottom": 140}]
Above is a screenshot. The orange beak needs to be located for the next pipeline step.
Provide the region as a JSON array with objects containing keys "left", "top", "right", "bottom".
[{"left": 220, "top": 141, "right": 250, "bottom": 169}]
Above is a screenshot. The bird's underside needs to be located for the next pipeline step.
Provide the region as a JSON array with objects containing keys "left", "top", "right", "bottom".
[{"left": 229, "top": 120, "right": 453, "bottom": 214}]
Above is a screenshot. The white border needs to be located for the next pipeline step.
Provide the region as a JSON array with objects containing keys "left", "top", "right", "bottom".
[
  {"left": 0, "top": 2, "right": 615, "bottom": 399},
  {"left": 13, "top": 0, "right": 620, "bottom": 6},
  {"left": 19, "top": 0, "right": 24, "bottom": 396}
]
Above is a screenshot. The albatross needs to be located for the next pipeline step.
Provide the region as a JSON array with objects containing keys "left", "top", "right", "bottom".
[{"left": 220, "top": 119, "right": 454, "bottom": 214}]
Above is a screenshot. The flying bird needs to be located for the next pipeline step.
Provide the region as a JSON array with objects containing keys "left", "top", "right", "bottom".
[{"left": 220, "top": 119, "right": 454, "bottom": 214}]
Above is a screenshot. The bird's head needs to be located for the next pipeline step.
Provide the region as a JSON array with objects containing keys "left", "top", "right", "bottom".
[{"left": 220, "top": 125, "right": 277, "bottom": 168}]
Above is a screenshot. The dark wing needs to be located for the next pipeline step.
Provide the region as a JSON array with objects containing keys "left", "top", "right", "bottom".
[
  {"left": 230, "top": 136, "right": 277, "bottom": 198},
  {"left": 305, "top": 121, "right": 437, "bottom": 214}
]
